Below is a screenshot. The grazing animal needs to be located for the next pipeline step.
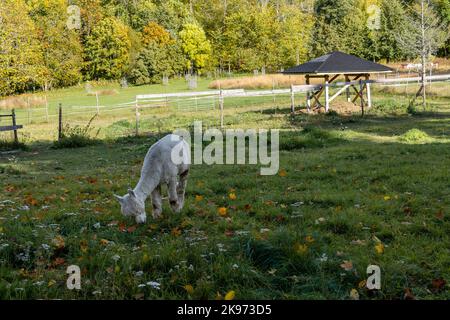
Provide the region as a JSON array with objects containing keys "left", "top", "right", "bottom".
[{"left": 114, "top": 134, "right": 190, "bottom": 224}]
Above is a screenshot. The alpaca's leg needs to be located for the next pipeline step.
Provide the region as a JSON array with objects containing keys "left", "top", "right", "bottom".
[
  {"left": 176, "top": 169, "right": 189, "bottom": 211},
  {"left": 168, "top": 177, "right": 180, "bottom": 213},
  {"left": 151, "top": 184, "right": 163, "bottom": 219}
]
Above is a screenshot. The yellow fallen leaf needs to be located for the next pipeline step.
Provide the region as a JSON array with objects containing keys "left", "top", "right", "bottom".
[
  {"left": 218, "top": 207, "right": 227, "bottom": 217},
  {"left": 142, "top": 253, "right": 150, "bottom": 263},
  {"left": 149, "top": 224, "right": 158, "bottom": 230},
  {"left": 171, "top": 227, "right": 182, "bottom": 237},
  {"left": 183, "top": 284, "right": 194, "bottom": 295},
  {"left": 375, "top": 243, "right": 385, "bottom": 254},
  {"left": 195, "top": 195, "right": 204, "bottom": 202},
  {"left": 52, "top": 235, "right": 65, "bottom": 249},
  {"left": 350, "top": 288, "right": 359, "bottom": 300},
  {"left": 279, "top": 169, "right": 287, "bottom": 177},
  {"left": 358, "top": 280, "right": 367, "bottom": 288},
  {"left": 48, "top": 280, "right": 56, "bottom": 287},
  {"left": 305, "top": 236, "right": 314, "bottom": 243},
  {"left": 80, "top": 240, "right": 88, "bottom": 253},
  {"left": 114, "top": 265, "right": 120, "bottom": 273},
  {"left": 229, "top": 193, "right": 237, "bottom": 200},
  {"left": 224, "top": 290, "right": 235, "bottom": 300},
  {"left": 295, "top": 243, "right": 308, "bottom": 255},
  {"left": 100, "top": 239, "right": 109, "bottom": 246},
  {"left": 196, "top": 181, "right": 204, "bottom": 187},
  {"left": 384, "top": 195, "right": 391, "bottom": 201}
]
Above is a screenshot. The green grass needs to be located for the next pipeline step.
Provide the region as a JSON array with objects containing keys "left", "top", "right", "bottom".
[
  {"left": 0, "top": 103, "right": 449, "bottom": 299},
  {"left": 0, "top": 78, "right": 449, "bottom": 299}
]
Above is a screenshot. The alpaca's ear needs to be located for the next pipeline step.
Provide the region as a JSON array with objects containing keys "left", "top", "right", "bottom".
[
  {"left": 128, "top": 188, "right": 136, "bottom": 198},
  {"left": 114, "top": 194, "right": 124, "bottom": 203}
]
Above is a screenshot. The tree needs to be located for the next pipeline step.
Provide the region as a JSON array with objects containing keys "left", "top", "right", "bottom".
[
  {"left": 27, "top": 0, "right": 83, "bottom": 90},
  {"left": 374, "top": 0, "right": 413, "bottom": 62},
  {"left": 142, "top": 22, "right": 174, "bottom": 46},
  {"left": 101, "top": 0, "right": 156, "bottom": 31},
  {"left": 128, "top": 42, "right": 185, "bottom": 85},
  {"left": 129, "top": 22, "right": 185, "bottom": 85},
  {"left": 278, "top": 1, "right": 314, "bottom": 67},
  {"left": 0, "top": 0, "right": 45, "bottom": 96},
  {"left": 179, "top": 23, "right": 212, "bottom": 74},
  {"left": 221, "top": 5, "right": 282, "bottom": 72},
  {"left": 397, "top": 0, "right": 448, "bottom": 108},
  {"left": 83, "top": 17, "right": 131, "bottom": 80},
  {"left": 151, "top": 0, "right": 190, "bottom": 34},
  {"left": 74, "top": 0, "right": 104, "bottom": 39},
  {"left": 434, "top": 0, "right": 450, "bottom": 56},
  {"left": 311, "top": 0, "right": 355, "bottom": 57}
]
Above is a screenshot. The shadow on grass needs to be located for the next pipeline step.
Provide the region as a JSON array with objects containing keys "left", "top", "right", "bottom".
[{"left": 283, "top": 108, "right": 450, "bottom": 139}]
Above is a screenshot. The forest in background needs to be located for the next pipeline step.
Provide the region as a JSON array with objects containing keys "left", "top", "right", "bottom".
[{"left": 1, "top": 0, "right": 449, "bottom": 96}]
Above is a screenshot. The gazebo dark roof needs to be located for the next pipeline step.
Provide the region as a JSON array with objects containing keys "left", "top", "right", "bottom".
[{"left": 283, "top": 51, "right": 392, "bottom": 75}]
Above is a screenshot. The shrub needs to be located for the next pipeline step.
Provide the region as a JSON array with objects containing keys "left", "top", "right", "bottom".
[
  {"left": 399, "top": 129, "right": 431, "bottom": 143},
  {"left": 407, "top": 103, "right": 418, "bottom": 115},
  {"left": 0, "top": 140, "right": 28, "bottom": 151},
  {"left": 52, "top": 115, "right": 100, "bottom": 149}
]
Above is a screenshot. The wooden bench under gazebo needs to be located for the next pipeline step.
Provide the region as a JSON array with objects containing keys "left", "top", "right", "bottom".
[{"left": 283, "top": 51, "right": 392, "bottom": 114}]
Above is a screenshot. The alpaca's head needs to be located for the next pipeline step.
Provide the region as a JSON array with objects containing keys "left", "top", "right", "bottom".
[{"left": 114, "top": 189, "right": 146, "bottom": 224}]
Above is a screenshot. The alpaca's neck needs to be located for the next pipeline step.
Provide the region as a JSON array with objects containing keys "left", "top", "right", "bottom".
[
  {"left": 134, "top": 175, "right": 158, "bottom": 202},
  {"left": 133, "top": 157, "right": 160, "bottom": 201}
]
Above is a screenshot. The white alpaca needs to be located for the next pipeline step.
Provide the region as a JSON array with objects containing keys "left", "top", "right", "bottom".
[{"left": 114, "top": 134, "right": 190, "bottom": 224}]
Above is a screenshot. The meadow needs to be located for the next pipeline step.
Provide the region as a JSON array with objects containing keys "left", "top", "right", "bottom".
[{"left": 0, "top": 77, "right": 449, "bottom": 300}]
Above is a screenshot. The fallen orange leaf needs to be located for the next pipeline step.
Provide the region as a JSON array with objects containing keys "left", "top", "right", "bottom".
[
  {"left": 340, "top": 260, "right": 353, "bottom": 271},
  {"left": 218, "top": 207, "right": 227, "bottom": 217},
  {"left": 127, "top": 225, "right": 137, "bottom": 233}
]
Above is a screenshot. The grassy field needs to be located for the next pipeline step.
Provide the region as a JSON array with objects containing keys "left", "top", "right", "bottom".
[
  {"left": 1, "top": 76, "right": 449, "bottom": 143},
  {"left": 0, "top": 78, "right": 449, "bottom": 300}
]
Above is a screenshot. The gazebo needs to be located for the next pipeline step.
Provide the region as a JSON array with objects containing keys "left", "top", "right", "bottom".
[{"left": 283, "top": 51, "right": 393, "bottom": 113}]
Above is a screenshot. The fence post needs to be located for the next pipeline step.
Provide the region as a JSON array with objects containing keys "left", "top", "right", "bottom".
[
  {"left": 345, "top": 75, "right": 351, "bottom": 102},
  {"left": 27, "top": 97, "right": 31, "bottom": 124},
  {"left": 96, "top": 92, "right": 100, "bottom": 115},
  {"left": 272, "top": 78, "right": 276, "bottom": 106},
  {"left": 135, "top": 100, "right": 139, "bottom": 136},
  {"left": 290, "top": 85, "right": 295, "bottom": 114},
  {"left": 11, "top": 109, "right": 18, "bottom": 144},
  {"left": 325, "top": 80, "right": 330, "bottom": 113},
  {"left": 219, "top": 90, "right": 224, "bottom": 129},
  {"left": 58, "top": 103, "right": 63, "bottom": 141},
  {"left": 45, "top": 95, "right": 49, "bottom": 123},
  {"left": 359, "top": 80, "right": 365, "bottom": 117},
  {"left": 365, "top": 75, "right": 372, "bottom": 109}
]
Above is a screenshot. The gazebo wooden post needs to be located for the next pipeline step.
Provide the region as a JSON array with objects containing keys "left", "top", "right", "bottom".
[
  {"left": 345, "top": 75, "right": 351, "bottom": 102},
  {"left": 305, "top": 75, "right": 311, "bottom": 113}
]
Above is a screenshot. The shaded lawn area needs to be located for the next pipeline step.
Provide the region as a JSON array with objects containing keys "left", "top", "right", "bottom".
[{"left": 0, "top": 113, "right": 449, "bottom": 300}]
